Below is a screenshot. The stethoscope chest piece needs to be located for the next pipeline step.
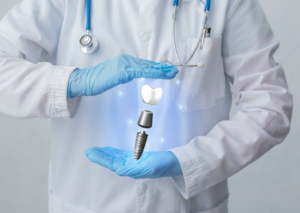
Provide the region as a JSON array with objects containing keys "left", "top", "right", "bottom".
[{"left": 80, "top": 33, "right": 99, "bottom": 54}]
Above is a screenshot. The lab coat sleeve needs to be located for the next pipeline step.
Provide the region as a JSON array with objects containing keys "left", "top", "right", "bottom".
[
  {"left": 0, "top": 0, "right": 81, "bottom": 118},
  {"left": 169, "top": 0, "right": 293, "bottom": 199}
]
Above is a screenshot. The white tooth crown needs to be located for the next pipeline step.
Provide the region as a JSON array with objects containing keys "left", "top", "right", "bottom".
[{"left": 141, "top": 85, "right": 163, "bottom": 105}]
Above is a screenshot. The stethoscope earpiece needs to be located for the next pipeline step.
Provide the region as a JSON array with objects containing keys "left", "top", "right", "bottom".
[{"left": 197, "top": 62, "right": 205, "bottom": 68}]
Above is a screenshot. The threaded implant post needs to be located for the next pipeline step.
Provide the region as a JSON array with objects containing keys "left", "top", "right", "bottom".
[{"left": 134, "top": 131, "right": 148, "bottom": 160}]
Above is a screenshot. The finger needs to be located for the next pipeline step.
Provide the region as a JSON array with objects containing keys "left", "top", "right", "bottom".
[
  {"left": 86, "top": 147, "right": 131, "bottom": 172},
  {"left": 102, "top": 147, "right": 130, "bottom": 158},
  {"left": 85, "top": 147, "right": 123, "bottom": 172},
  {"left": 142, "top": 65, "right": 179, "bottom": 79},
  {"left": 126, "top": 59, "right": 179, "bottom": 79},
  {"left": 147, "top": 60, "right": 177, "bottom": 73},
  {"left": 85, "top": 147, "right": 113, "bottom": 168},
  {"left": 141, "top": 59, "right": 179, "bottom": 79},
  {"left": 116, "top": 163, "right": 156, "bottom": 179},
  {"left": 115, "top": 154, "right": 152, "bottom": 178},
  {"left": 85, "top": 147, "right": 102, "bottom": 157},
  {"left": 116, "top": 164, "right": 142, "bottom": 178},
  {"left": 101, "top": 147, "right": 131, "bottom": 172}
]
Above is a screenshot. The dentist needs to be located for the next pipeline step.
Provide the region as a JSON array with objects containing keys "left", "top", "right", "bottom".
[{"left": 0, "top": 0, "right": 293, "bottom": 212}]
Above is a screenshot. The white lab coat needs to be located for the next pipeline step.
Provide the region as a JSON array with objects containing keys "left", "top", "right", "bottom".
[{"left": 0, "top": 0, "right": 292, "bottom": 212}]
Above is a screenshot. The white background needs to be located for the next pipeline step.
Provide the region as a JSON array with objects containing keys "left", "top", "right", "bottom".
[{"left": 0, "top": 0, "right": 299, "bottom": 212}]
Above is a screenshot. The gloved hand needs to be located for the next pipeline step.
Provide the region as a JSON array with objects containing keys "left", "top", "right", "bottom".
[
  {"left": 85, "top": 147, "right": 183, "bottom": 179},
  {"left": 67, "top": 54, "right": 178, "bottom": 98}
]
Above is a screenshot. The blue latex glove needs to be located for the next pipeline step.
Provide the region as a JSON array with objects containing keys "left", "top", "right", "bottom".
[
  {"left": 67, "top": 54, "right": 179, "bottom": 98},
  {"left": 85, "top": 147, "right": 183, "bottom": 179}
]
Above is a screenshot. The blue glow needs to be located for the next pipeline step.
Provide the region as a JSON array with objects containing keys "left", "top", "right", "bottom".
[
  {"left": 178, "top": 104, "right": 183, "bottom": 110},
  {"left": 176, "top": 80, "right": 181, "bottom": 85},
  {"left": 128, "top": 119, "right": 133, "bottom": 125},
  {"left": 118, "top": 91, "right": 124, "bottom": 97},
  {"left": 160, "top": 138, "right": 165, "bottom": 143}
]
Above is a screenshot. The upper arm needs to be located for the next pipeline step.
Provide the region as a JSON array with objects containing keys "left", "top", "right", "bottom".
[
  {"left": 0, "top": 0, "right": 66, "bottom": 62},
  {"left": 222, "top": 0, "right": 281, "bottom": 84},
  {"left": 222, "top": 0, "right": 276, "bottom": 57}
]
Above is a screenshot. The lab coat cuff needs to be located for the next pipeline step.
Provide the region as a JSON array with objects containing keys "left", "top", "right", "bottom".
[
  {"left": 49, "top": 67, "right": 81, "bottom": 118},
  {"left": 169, "top": 145, "right": 204, "bottom": 199}
]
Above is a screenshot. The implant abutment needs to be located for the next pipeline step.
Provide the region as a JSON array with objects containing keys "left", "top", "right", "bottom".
[{"left": 137, "top": 110, "right": 153, "bottom": 128}]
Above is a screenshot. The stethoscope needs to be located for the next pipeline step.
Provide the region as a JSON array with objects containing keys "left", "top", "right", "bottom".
[
  {"left": 79, "top": 0, "right": 211, "bottom": 69},
  {"left": 161, "top": 0, "right": 211, "bottom": 68},
  {"left": 79, "top": 0, "right": 99, "bottom": 54}
]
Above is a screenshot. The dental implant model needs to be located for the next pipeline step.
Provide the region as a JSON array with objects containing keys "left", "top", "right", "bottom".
[{"left": 134, "top": 85, "right": 163, "bottom": 160}]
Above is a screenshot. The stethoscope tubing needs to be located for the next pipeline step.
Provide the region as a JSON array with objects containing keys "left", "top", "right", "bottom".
[
  {"left": 173, "top": 0, "right": 210, "bottom": 10},
  {"left": 81, "top": 0, "right": 211, "bottom": 59},
  {"left": 80, "top": 0, "right": 99, "bottom": 54},
  {"left": 86, "top": 0, "right": 91, "bottom": 31},
  {"left": 172, "top": 0, "right": 210, "bottom": 67}
]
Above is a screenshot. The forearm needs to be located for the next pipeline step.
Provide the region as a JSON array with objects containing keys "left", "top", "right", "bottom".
[
  {"left": 169, "top": 0, "right": 293, "bottom": 199},
  {"left": 0, "top": 0, "right": 81, "bottom": 118},
  {"left": 0, "top": 52, "right": 79, "bottom": 118}
]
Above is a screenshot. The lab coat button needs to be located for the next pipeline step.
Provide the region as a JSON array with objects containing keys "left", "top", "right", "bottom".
[
  {"left": 142, "top": 33, "right": 150, "bottom": 41},
  {"left": 140, "top": 184, "right": 147, "bottom": 192}
]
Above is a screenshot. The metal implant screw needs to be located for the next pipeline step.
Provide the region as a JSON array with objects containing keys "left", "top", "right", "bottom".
[{"left": 134, "top": 131, "right": 148, "bottom": 160}]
